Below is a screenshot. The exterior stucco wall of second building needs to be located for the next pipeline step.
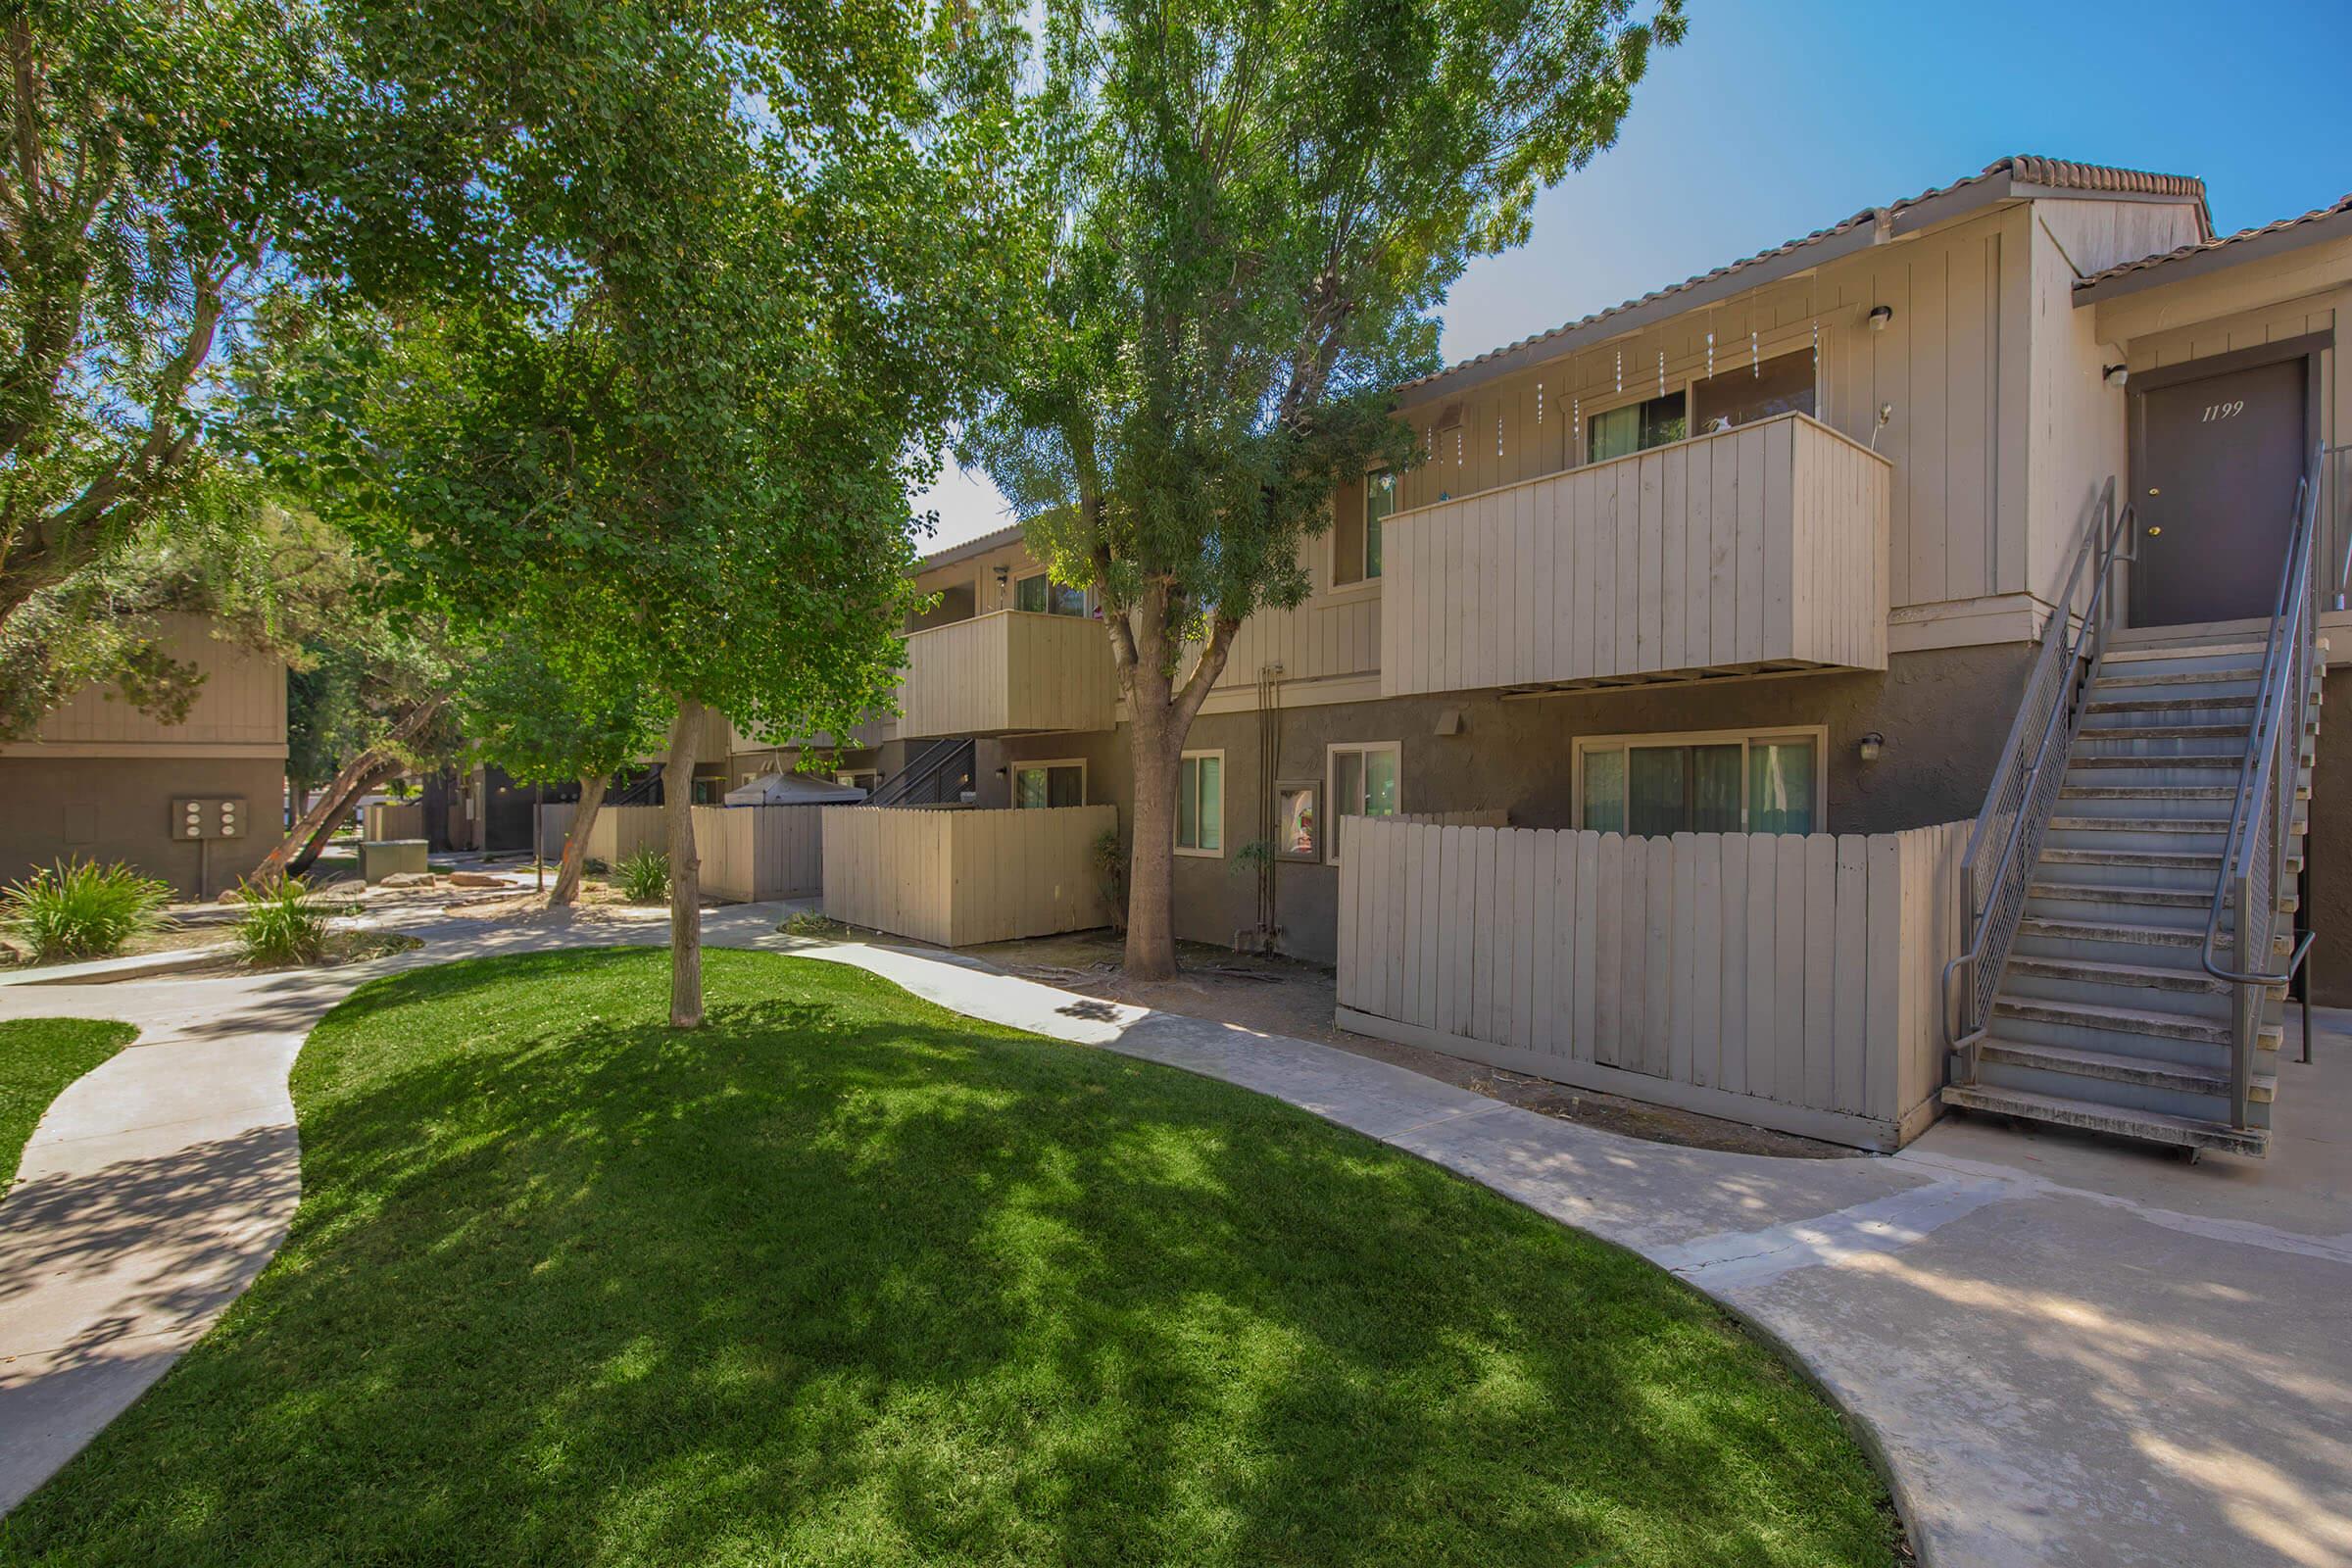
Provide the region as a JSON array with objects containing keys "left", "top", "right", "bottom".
[{"left": 1003, "top": 642, "right": 2033, "bottom": 964}]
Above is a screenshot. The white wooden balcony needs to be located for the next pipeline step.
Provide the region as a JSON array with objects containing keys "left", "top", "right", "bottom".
[
  {"left": 1379, "top": 413, "right": 1891, "bottom": 697},
  {"left": 898, "top": 610, "right": 1117, "bottom": 739}
]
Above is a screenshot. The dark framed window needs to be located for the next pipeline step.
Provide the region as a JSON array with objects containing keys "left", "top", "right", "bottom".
[
  {"left": 1588, "top": 392, "right": 1688, "bottom": 463},
  {"left": 1692, "top": 349, "right": 1817, "bottom": 434}
]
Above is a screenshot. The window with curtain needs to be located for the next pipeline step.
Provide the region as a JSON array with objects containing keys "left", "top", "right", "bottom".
[
  {"left": 1578, "top": 732, "right": 1818, "bottom": 836},
  {"left": 1691, "top": 349, "right": 1817, "bottom": 435},
  {"left": 1586, "top": 391, "right": 1688, "bottom": 463},
  {"left": 1177, "top": 753, "right": 1223, "bottom": 854},
  {"left": 1328, "top": 743, "right": 1400, "bottom": 860},
  {"left": 1013, "top": 762, "right": 1085, "bottom": 808},
  {"left": 1014, "top": 573, "right": 1087, "bottom": 616}
]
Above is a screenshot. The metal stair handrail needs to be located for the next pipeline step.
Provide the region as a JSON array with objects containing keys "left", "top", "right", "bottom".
[
  {"left": 867, "top": 738, "right": 974, "bottom": 808},
  {"left": 2200, "top": 444, "right": 2329, "bottom": 1129},
  {"left": 1941, "top": 477, "right": 2134, "bottom": 1075}
]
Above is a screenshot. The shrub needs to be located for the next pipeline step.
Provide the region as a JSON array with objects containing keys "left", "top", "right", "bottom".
[
  {"left": 780, "top": 910, "right": 846, "bottom": 939},
  {"left": 612, "top": 847, "right": 670, "bottom": 904},
  {"left": 1, "top": 860, "right": 173, "bottom": 962},
  {"left": 233, "top": 877, "right": 330, "bottom": 967},
  {"left": 1091, "top": 828, "right": 1127, "bottom": 930}
]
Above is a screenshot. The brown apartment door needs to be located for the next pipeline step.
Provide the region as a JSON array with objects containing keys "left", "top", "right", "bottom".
[{"left": 2131, "top": 353, "right": 2312, "bottom": 628}]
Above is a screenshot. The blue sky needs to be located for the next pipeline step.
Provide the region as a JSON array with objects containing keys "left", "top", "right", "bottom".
[{"left": 917, "top": 0, "right": 2352, "bottom": 549}]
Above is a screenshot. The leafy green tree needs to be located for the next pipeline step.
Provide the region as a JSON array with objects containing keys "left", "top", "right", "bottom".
[
  {"left": 965, "top": 0, "right": 1683, "bottom": 977},
  {"left": 250, "top": 0, "right": 1032, "bottom": 1024},
  {"left": 0, "top": 0, "right": 492, "bottom": 732},
  {"left": 456, "top": 632, "right": 667, "bottom": 906}
]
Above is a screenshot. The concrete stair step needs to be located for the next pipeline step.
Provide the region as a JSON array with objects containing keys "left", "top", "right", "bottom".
[
  {"left": 2015, "top": 915, "right": 2279, "bottom": 956},
  {"left": 2097, "top": 676, "right": 2258, "bottom": 700},
  {"left": 2029, "top": 878, "right": 2214, "bottom": 909},
  {"left": 1991, "top": 993, "right": 2279, "bottom": 1050},
  {"left": 1939, "top": 1083, "right": 2270, "bottom": 1155},
  {"left": 2075, "top": 721, "right": 2253, "bottom": 743},
  {"left": 2005, "top": 954, "right": 2234, "bottom": 996},
  {"left": 2037, "top": 847, "right": 2222, "bottom": 873},
  {"left": 2064, "top": 753, "right": 2247, "bottom": 769},
  {"left": 1970, "top": 1038, "right": 2277, "bottom": 1102}
]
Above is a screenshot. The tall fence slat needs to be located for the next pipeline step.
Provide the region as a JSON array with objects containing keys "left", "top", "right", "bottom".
[{"left": 1335, "top": 816, "right": 1973, "bottom": 1152}]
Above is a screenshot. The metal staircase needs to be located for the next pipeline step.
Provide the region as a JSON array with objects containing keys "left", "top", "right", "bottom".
[
  {"left": 1941, "top": 453, "right": 2332, "bottom": 1157},
  {"left": 866, "top": 738, "right": 974, "bottom": 808}
]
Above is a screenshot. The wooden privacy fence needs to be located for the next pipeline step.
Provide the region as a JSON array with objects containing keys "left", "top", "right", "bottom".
[
  {"left": 583, "top": 805, "right": 824, "bottom": 902},
  {"left": 823, "top": 805, "right": 1116, "bottom": 947},
  {"left": 364, "top": 801, "right": 424, "bottom": 841},
  {"left": 1335, "top": 815, "right": 1970, "bottom": 1151}
]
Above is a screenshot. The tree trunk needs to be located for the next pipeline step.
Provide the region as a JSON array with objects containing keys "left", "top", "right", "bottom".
[
  {"left": 550, "top": 772, "right": 607, "bottom": 906},
  {"left": 288, "top": 759, "right": 402, "bottom": 877},
  {"left": 1123, "top": 705, "right": 1183, "bottom": 979},
  {"left": 254, "top": 691, "right": 448, "bottom": 885},
  {"left": 664, "top": 697, "right": 706, "bottom": 1028}
]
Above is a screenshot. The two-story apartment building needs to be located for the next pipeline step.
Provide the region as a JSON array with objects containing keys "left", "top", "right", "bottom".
[
  {"left": 876, "top": 156, "right": 2352, "bottom": 1154},
  {"left": 0, "top": 615, "right": 288, "bottom": 899}
]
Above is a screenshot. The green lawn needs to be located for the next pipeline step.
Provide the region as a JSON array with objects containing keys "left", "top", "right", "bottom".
[
  {"left": 0, "top": 1018, "right": 136, "bottom": 1187},
  {"left": 0, "top": 949, "right": 1901, "bottom": 1567}
]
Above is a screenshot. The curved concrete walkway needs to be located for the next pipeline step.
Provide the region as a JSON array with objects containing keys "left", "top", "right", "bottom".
[{"left": 3, "top": 901, "right": 2348, "bottom": 1567}]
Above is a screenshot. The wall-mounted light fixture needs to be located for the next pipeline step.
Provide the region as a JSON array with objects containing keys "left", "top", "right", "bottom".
[
  {"left": 1435, "top": 709, "right": 1463, "bottom": 736},
  {"left": 2103, "top": 364, "right": 2130, "bottom": 389},
  {"left": 1867, "top": 304, "right": 1893, "bottom": 331},
  {"left": 993, "top": 564, "right": 1010, "bottom": 589},
  {"left": 1856, "top": 731, "right": 1886, "bottom": 763}
]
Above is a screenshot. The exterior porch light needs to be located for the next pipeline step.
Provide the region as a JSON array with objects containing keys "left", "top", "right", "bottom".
[
  {"left": 2103, "top": 364, "right": 2130, "bottom": 388},
  {"left": 1867, "top": 304, "right": 1893, "bottom": 331},
  {"left": 1856, "top": 731, "right": 1886, "bottom": 763}
]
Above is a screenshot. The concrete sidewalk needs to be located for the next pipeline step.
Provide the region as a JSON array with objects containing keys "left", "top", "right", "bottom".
[{"left": 3, "top": 901, "right": 2347, "bottom": 1566}]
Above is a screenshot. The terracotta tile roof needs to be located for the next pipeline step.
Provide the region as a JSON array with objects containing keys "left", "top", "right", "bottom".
[
  {"left": 2074, "top": 192, "right": 2352, "bottom": 292},
  {"left": 1402, "top": 156, "right": 2208, "bottom": 395}
]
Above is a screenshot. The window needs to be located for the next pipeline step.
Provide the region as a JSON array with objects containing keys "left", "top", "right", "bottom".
[
  {"left": 1014, "top": 571, "right": 1088, "bottom": 617},
  {"left": 1326, "top": 742, "right": 1400, "bottom": 861},
  {"left": 1276, "top": 781, "right": 1321, "bottom": 861},
  {"left": 1013, "top": 760, "right": 1086, "bottom": 808},
  {"left": 1363, "top": 469, "right": 1394, "bottom": 580},
  {"left": 1587, "top": 391, "right": 1687, "bottom": 463},
  {"left": 1575, "top": 729, "right": 1822, "bottom": 837},
  {"left": 1333, "top": 469, "right": 1395, "bottom": 588},
  {"left": 1176, "top": 752, "right": 1224, "bottom": 856},
  {"left": 1692, "top": 349, "right": 1816, "bottom": 435}
]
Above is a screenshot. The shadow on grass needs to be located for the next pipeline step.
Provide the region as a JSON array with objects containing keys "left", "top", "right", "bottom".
[{"left": 0, "top": 948, "right": 1899, "bottom": 1568}]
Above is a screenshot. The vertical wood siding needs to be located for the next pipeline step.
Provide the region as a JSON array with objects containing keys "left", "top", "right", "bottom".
[
  {"left": 31, "top": 614, "right": 286, "bottom": 750},
  {"left": 899, "top": 612, "right": 1117, "bottom": 738},
  {"left": 1392, "top": 207, "right": 2023, "bottom": 613},
  {"left": 1380, "top": 414, "right": 1890, "bottom": 696},
  {"left": 1334, "top": 814, "right": 1970, "bottom": 1149},
  {"left": 822, "top": 805, "right": 1117, "bottom": 946},
  {"left": 584, "top": 806, "right": 824, "bottom": 900},
  {"left": 363, "top": 802, "right": 425, "bottom": 841}
]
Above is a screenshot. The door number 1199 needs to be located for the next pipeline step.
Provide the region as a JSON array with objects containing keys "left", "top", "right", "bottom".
[{"left": 2199, "top": 400, "right": 2247, "bottom": 422}]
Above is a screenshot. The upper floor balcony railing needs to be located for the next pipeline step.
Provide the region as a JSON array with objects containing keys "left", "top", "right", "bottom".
[
  {"left": 1379, "top": 412, "right": 1891, "bottom": 697},
  {"left": 899, "top": 609, "right": 1117, "bottom": 739}
]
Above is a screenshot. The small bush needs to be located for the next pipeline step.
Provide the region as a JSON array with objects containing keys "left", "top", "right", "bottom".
[
  {"left": 1, "top": 860, "right": 173, "bottom": 962},
  {"left": 780, "top": 910, "right": 847, "bottom": 939},
  {"left": 234, "top": 877, "right": 329, "bottom": 966},
  {"left": 582, "top": 857, "right": 610, "bottom": 875},
  {"left": 612, "top": 847, "right": 670, "bottom": 904}
]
